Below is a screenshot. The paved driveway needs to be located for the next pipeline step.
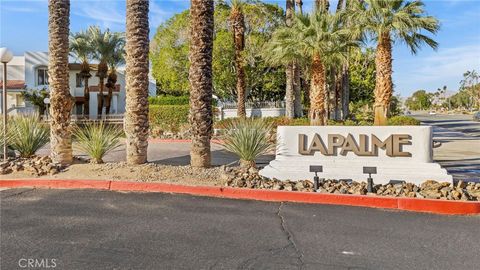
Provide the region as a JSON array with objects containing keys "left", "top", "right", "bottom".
[
  {"left": 413, "top": 114, "right": 480, "bottom": 181},
  {"left": 1, "top": 188, "right": 479, "bottom": 270}
]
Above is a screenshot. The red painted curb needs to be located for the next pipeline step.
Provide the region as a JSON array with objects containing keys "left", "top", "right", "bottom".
[
  {"left": 1, "top": 179, "right": 479, "bottom": 215},
  {"left": 0, "top": 180, "right": 111, "bottom": 190},
  {"left": 398, "top": 197, "right": 480, "bottom": 215}
]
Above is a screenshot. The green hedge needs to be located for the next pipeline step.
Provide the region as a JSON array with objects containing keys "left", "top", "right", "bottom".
[
  {"left": 387, "top": 115, "right": 421, "bottom": 126},
  {"left": 214, "top": 116, "right": 420, "bottom": 129},
  {"left": 148, "top": 95, "right": 218, "bottom": 106},
  {"left": 214, "top": 117, "right": 309, "bottom": 129},
  {"left": 149, "top": 105, "right": 189, "bottom": 132},
  {"left": 148, "top": 95, "right": 190, "bottom": 105}
]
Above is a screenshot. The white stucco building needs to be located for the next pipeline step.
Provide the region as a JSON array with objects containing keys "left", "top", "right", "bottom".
[{"left": 0, "top": 51, "right": 156, "bottom": 118}]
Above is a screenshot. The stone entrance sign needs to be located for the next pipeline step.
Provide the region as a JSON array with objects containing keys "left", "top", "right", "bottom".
[{"left": 259, "top": 126, "right": 452, "bottom": 184}]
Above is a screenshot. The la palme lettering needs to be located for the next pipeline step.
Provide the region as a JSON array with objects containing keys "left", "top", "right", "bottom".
[{"left": 298, "top": 134, "right": 412, "bottom": 157}]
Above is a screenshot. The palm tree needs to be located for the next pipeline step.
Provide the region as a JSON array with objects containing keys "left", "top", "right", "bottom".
[
  {"left": 285, "top": 0, "right": 295, "bottom": 118},
  {"left": 230, "top": 0, "right": 246, "bottom": 118},
  {"left": 189, "top": 0, "right": 214, "bottom": 168},
  {"left": 48, "top": 0, "right": 73, "bottom": 165},
  {"left": 265, "top": 11, "right": 356, "bottom": 125},
  {"left": 315, "top": 0, "right": 330, "bottom": 11},
  {"left": 105, "top": 37, "right": 125, "bottom": 115},
  {"left": 350, "top": 0, "right": 439, "bottom": 125},
  {"left": 295, "top": 0, "right": 303, "bottom": 14},
  {"left": 89, "top": 26, "right": 124, "bottom": 118},
  {"left": 69, "top": 30, "right": 93, "bottom": 116},
  {"left": 125, "top": 0, "right": 150, "bottom": 164},
  {"left": 294, "top": 0, "right": 304, "bottom": 117}
]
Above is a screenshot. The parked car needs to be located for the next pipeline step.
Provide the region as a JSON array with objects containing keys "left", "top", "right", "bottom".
[
  {"left": 429, "top": 111, "right": 437, "bottom": 115},
  {"left": 473, "top": 111, "right": 480, "bottom": 122}
]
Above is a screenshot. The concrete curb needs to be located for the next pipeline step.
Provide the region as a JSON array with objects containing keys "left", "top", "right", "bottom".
[{"left": 1, "top": 179, "right": 479, "bottom": 215}]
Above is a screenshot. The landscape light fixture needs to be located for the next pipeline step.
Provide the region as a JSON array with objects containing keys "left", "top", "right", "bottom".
[
  {"left": 309, "top": 165, "right": 323, "bottom": 191},
  {"left": 389, "top": 180, "right": 406, "bottom": 185},
  {"left": 363, "top": 166, "right": 377, "bottom": 193},
  {"left": 0, "top": 47, "right": 13, "bottom": 161}
]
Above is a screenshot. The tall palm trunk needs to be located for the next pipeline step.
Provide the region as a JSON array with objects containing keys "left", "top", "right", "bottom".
[
  {"left": 336, "top": 0, "right": 349, "bottom": 120},
  {"left": 105, "top": 69, "right": 117, "bottom": 114},
  {"left": 315, "top": 0, "right": 329, "bottom": 11},
  {"left": 295, "top": 0, "right": 303, "bottom": 14},
  {"left": 125, "top": 0, "right": 149, "bottom": 164},
  {"left": 96, "top": 61, "right": 108, "bottom": 117},
  {"left": 285, "top": 0, "right": 295, "bottom": 118},
  {"left": 293, "top": 63, "right": 303, "bottom": 117},
  {"left": 81, "top": 60, "right": 91, "bottom": 117},
  {"left": 374, "top": 32, "right": 393, "bottom": 126},
  {"left": 295, "top": 0, "right": 304, "bottom": 117},
  {"left": 189, "top": 0, "right": 214, "bottom": 168},
  {"left": 231, "top": 5, "right": 246, "bottom": 118},
  {"left": 309, "top": 53, "right": 326, "bottom": 125},
  {"left": 48, "top": 0, "right": 73, "bottom": 165},
  {"left": 341, "top": 63, "right": 349, "bottom": 119}
]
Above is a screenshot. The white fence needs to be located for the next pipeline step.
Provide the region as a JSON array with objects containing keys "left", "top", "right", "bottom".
[{"left": 217, "top": 100, "right": 286, "bottom": 120}]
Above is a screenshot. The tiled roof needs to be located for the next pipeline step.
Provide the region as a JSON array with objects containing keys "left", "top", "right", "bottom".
[{"left": 0, "top": 80, "right": 26, "bottom": 89}]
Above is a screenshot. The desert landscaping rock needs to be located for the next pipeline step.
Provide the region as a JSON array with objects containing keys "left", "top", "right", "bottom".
[
  {"left": 2, "top": 156, "right": 479, "bottom": 201},
  {"left": 0, "top": 156, "right": 63, "bottom": 176},
  {"left": 221, "top": 166, "right": 480, "bottom": 201}
]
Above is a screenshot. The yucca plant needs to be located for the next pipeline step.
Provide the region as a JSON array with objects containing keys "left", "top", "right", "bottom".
[
  {"left": 8, "top": 115, "right": 50, "bottom": 158},
  {"left": 72, "top": 121, "right": 123, "bottom": 163},
  {"left": 220, "top": 118, "right": 275, "bottom": 168}
]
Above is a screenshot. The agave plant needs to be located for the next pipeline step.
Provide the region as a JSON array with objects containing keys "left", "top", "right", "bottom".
[
  {"left": 220, "top": 118, "right": 274, "bottom": 168},
  {"left": 8, "top": 115, "right": 50, "bottom": 158},
  {"left": 72, "top": 121, "right": 123, "bottom": 164}
]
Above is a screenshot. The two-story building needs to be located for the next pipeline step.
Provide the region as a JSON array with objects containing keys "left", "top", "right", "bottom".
[{"left": 0, "top": 51, "right": 156, "bottom": 118}]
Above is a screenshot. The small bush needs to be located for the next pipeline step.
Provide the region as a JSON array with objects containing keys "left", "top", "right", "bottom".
[
  {"left": 9, "top": 115, "right": 49, "bottom": 158},
  {"left": 215, "top": 117, "right": 309, "bottom": 130},
  {"left": 73, "top": 122, "right": 123, "bottom": 163},
  {"left": 0, "top": 118, "right": 14, "bottom": 157},
  {"left": 149, "top": 105, "right": 190, "bottom": 133},
  {"left": 220, "top": 118, "right": 275, "bottom": 168},
  {"left": 387, "top": 116, "right": 421, "bottom": 126},
  {"left": 148, "top": 95, "right": 190, "bottom": 105}
]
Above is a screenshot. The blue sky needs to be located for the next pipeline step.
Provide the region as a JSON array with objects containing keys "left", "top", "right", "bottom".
[{"left": 0, "top": 0, "right": 479, "bottom": 97}]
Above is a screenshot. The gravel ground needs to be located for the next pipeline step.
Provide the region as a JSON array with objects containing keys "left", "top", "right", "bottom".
[{"left": 1, "top": 160, "right": 226, "bottom": 186}]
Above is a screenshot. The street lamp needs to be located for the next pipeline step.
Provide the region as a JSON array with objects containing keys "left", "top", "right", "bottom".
[{"left": 1, "top": 47, "right": 13, "bottom": 161}]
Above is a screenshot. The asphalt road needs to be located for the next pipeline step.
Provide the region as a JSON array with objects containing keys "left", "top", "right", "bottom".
[
  {"left": 1, "top": 188, "right": 480, "bottom": 270},
  {"left": 412, "top": 113, "right": 480, "bottom": 181}
]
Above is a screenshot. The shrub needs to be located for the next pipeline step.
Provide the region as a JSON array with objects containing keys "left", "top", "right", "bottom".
[
  {"left": 215, "top": 117, "right": 309, "bottom": 130},
  {"left": 0, "top": 118, "right": 14, "bottom": 157},
  {"left": 9, "top": 115, "right": 49, "bottom": 158},
  {"left": 148, "top": 95, "right": 190, "bottom": 105},
  {"left": 73, "top": 122, "right": 123, "bottom": 163},
  {"left": 387, "top": 116, "right": 421, "bottom": 126},
  {"left": 149, "top": 105, "right": 190, "bottom": 133},
  {"left": 220, "top": 118, "right": 275, "bottom": 168}
]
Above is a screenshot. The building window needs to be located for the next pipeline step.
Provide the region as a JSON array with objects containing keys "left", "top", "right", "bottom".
[
  {"left": 37, "top": 67, "right": 49, "bottom": 86},
  {"left": 76, "top": 73, "right": 84, "bottom": 88}
]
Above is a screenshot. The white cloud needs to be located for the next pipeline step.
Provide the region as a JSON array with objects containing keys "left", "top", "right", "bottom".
[
  {"left": 394, "top": 43, "right": 480, "bottom": 96},
  {"left": 71, "top": 0, "right": 126, "bottom": 29},
  {"left": 150, "top": 1, "right": 175, "bottom": 27}
]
